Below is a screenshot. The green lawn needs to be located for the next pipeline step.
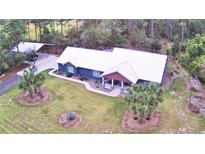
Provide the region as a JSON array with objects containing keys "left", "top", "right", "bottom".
[{"left": 0, "top": 71, "right": 205, "bottom": 134}]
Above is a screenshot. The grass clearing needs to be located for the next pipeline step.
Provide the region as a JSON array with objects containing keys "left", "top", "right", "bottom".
[{"left": 0, "top": 71, "right": 205, "bottom": 133}]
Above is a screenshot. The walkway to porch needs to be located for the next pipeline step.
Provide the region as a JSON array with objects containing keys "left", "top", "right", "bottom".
[{"left": 49, "top": 69, "right": 122, "bottom": 97}]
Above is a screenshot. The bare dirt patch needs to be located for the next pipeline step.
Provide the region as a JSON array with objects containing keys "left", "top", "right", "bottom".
[
  {"left": 0, "top": 63, "right": 30, "bottom": 83},
  {"left": 16, "top": 89, "right": 52, "bottom": 106},
  {"left": 122, "top": 110, "right": 161, "bottom": 132}
]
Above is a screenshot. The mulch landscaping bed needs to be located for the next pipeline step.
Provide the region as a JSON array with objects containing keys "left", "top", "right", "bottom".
[
  {"left": 122, "top": 110, "right": 161, "bottom": 132},
  {"left": 16, "top": 89, "right": 52, "bottom": 106},
  {"left": 0, "top": 63, "right": 30, "bottom": 83},
  {"left": 59, "top": 112, "right": 82, "bottom": 127}
]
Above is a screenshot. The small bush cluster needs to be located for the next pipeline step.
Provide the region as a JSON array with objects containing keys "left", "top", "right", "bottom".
[{"left": 66, "top": 112, "right": 76, "bottom": 121}]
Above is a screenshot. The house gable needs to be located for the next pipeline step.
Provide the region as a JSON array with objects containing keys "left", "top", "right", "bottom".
[{"left": 102, "top": 72, "right": 132, "bottom": 84}]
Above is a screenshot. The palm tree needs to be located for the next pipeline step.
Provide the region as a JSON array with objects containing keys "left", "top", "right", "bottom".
[
  {"left": 19, "top": 65, "right": 46, "bottom": 99},
  {"left": 33, "top": 72, "right": 46, "bottom": 98},
  {"left": 19, "top": 69, "right": 34, "bottom": 99},
  {"left": 125, "top": 82, "right": 163, "bottom": 123}
]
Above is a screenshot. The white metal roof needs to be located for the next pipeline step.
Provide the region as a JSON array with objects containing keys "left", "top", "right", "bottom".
[
  {"left": 101, "top": 61, "right": 139, "bottom": 83},
  {"left": 11, "top": 42, "right": 46, "bottom": 53},
  {"left": 57, "top": 47, "right": 114, "bottom": 71},
  {"left": 57, "top": 47, "right": 168, "bottom": 83}
]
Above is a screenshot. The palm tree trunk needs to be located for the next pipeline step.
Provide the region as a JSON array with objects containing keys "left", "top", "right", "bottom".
[
  {"left": 34, "top": 87, "right": 37, "bottom": 93},
  {"left": 29, "top": 89, "right": 33, "bottom": 99},
  {"left": 146, "top": 113, "right": 151, "bottom": 120},
  {"left": 139, "top": 117, "right": 143, "bottom": 124},
  {"left": 38, "top": 87, "right": 44, "bottom": 99}
]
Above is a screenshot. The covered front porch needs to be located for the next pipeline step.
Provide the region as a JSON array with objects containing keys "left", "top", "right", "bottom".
[{"left": 101, "top": 72, "right": 133, "bottom": 93}]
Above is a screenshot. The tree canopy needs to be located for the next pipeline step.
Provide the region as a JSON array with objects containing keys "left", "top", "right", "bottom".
[
  {"left": 0, "top": 19, "right": 26, "bottom": 50},
  {"left": 125, "top": 83, "right": 163, "bottom": 123}
]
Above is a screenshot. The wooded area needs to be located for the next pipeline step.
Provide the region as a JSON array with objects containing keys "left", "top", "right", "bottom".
[{"left": 1, "top": 19, "right": 205, "bottom": 82}]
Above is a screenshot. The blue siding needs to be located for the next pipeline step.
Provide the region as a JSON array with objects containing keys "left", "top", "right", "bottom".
[
  {"left": 77, "top": 67, "right": 102, "bottom": 80},
  {"left": 58, "top": 63, "right": 66, "bottom": 72},
  {"left": 160, "top": 56, "right": 168, "bottom": 85},
  {"left": 137, "top": 79, "right": 150, "bottom": 84},
  {"left": 67, "top": 63, "right": 77, "bottom": 76},
  {"left": 58, "top": 63, "right": 77, "bottom": 76}
]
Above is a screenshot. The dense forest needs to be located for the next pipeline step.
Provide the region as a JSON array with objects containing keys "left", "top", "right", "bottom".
[{"left": 1, "top": 19, "right": 205, "bottom": 82}]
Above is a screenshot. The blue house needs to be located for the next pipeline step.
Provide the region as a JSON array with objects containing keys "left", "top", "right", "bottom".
[{"left": 57, "top": 47, "right": 168, "bottom": 89}]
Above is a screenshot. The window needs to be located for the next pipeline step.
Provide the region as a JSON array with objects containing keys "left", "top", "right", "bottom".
[
  {"left": 67, "top": 65, "right": 74, "bottom": 73},
  {"left": 92, "top": 70, "right": 101, "bottom": 78}
]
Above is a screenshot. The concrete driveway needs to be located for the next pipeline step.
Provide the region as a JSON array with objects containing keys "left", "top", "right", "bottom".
[
  {"left": 17, "top": 53, "right": 58, "bottom": 76},
  {"left": 0, "top": 53, "right": 58, "bottom": 96},
  {"left": 0, "top": 75, "right": 20, "bottom": 96}
]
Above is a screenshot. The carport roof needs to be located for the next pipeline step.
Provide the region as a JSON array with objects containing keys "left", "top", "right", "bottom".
[{"left": 11, "top": 42, "right": 52, "bottom": 53}]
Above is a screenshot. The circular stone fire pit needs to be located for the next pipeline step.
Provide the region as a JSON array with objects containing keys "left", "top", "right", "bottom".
[
  {"left": 122, "top": 110, "right": 161, "bottom": 132},
  {"left": 59, "top": 112, "right": 82, "bottom": 127}
]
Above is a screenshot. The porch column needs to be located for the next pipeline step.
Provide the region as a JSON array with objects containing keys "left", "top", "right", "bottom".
[
  {"left": 111, "top": 79, "right": 114, "bottom": 88},
  {"left": 121, "top": 81, "right": 124, "bottom": 89},
  {"left": 102, "top": 77, "right": 104, "bottom": 87}
]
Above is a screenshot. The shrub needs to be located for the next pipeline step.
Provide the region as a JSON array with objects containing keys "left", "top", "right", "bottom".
[
  {"left": 95, "top": 80, "right": 99, "bottom": 88},
  {"left": 66, "top": 112, "right": 76, "bottom": 121},
  {"left": 66, "top": 72, "right": 73, "bottom": 77},
  {"left": 166, "top": 47, "right": 171, "bottom": 55},
  {"left": 171, "top": 35, "right": 180, "bottom": 57},
  {"left": 150, "top": 38, "right": 161, "bottom": 52},
  {"left": 125, "top": 82, "right": 163, "bottom": 123},
  {"left": 0, "top": 62, "right": 9, "bottom": 72},
  {"left": 0, "top": 70, "right": 3, "bottom": 76}
]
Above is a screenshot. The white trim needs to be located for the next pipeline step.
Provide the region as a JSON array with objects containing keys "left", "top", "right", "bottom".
[
  {"left": 0, "top": 74, "right": 5, "bottom": 78},
  {"left": 102, "top": 77, "right": 104, "bottom": 85},
  {"left": 121, "top": 81, "right": 124, "bottom": 89}
]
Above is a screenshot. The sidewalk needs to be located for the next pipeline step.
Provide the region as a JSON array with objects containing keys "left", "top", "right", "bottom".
[{"left": 48, "top": 69, "right": 121, "bottom": 97}]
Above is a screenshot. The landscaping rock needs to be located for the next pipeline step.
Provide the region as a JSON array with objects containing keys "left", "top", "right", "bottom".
[
  {"left": 199, "top": 107, "right": 205, "bottom": 116},
  {"left": 188, "top": 96, "right": 205, "bottom": 115},
  {"left": 189, "top": 77, "right": 203, "bottom": 92},
  {"left": 170, "top": 91, "right": 177, "bottom": 97},
  {"left": 188, "top": 96, "right": 203, "bottom": 113}
]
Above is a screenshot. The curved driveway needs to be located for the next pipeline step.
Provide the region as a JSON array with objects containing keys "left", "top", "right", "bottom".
[{"left": 0, "top": 53, "right": 58, "bottom": 96}]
